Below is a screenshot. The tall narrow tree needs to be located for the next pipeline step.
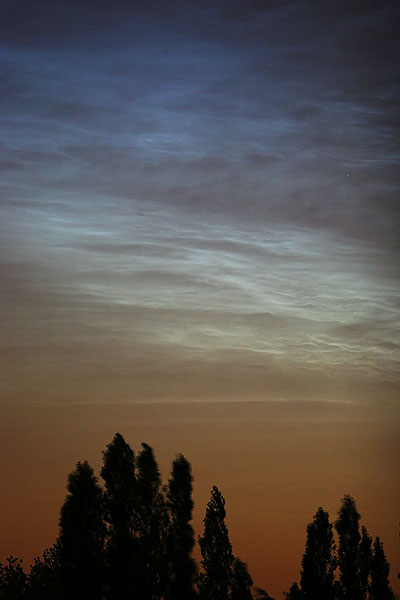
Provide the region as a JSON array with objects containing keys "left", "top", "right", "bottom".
[
  {"left": 370, "top": 537, "right": 394, "bottom": 600},
  {"left": 135, "top": 443, "right": 169, "bottom": 600},
  {"left": 58, "top": 461, "right": 105, "bottom": 600},
  {"left": 299, "top": 507, "right": 336, "bottom": 600},
  {"left": 198, "top": 485, "right": 233, "bottom": 600},
  {"left": 101, "top": 433, "right": 137, "bottom": 600},
  {"left": 335, "top": 495, "right": 363, "bottom": 600},
  {"left": 359, "top": 526, "right": 372, "bottom": 598},
  {"left": 166, "top": 454, "right": 196, "bottom": 600}
]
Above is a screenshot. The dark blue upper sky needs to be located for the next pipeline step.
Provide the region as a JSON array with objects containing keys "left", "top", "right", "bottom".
[{"left": 2, "top": 0, "right": 399, "bottom": 241}]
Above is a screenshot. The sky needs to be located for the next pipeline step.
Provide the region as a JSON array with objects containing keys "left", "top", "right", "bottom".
[{"left": 1, "top": 0, "right": 399, "bottom": 596}]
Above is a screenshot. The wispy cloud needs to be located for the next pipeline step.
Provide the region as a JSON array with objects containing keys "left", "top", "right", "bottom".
[{"left": 0, "top": 0, "right": 398, "bottom": 407}]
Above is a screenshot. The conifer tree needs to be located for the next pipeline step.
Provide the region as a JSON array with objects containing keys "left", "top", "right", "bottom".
[
  {"left": 101, "top": 433, "right": 137, "bottom": 600},
  {"left": 198, "top": 486, "right": 233, "bottom": 600},
  {"left": 58, "top": 461, "right": 105, "bottom": 600},
  {"left": 370, "top": 537, "right": 394, "bottom": 600},
  {"left": 166, "top": 454, "right": 196, "bottom": 600},
  {"left": 299, "top": 507, "right": 336, "bottom": 600}
]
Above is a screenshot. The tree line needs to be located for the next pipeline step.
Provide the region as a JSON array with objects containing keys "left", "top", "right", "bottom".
[{"left": 0, "top": 433, "right": 396, "bottom": 599}]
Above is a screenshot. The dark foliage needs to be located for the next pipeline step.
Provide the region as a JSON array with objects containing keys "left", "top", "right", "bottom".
[
  {"left": 254, "top": 588, "right": 275, "bottom": 600},
  {"left": 284, "top": 582, "right": 302, "bottom": 600},
  {"left": 230, "top": 557, "right": 253, "bottom": 600},
  {"left": 370, "top": 537, "right": 395, "bottom": 600},
  {"left": 335, "top": 495, "right": 363, "bottom": 600},
  {"left": 58, "top": 461, "right": 105, "bottom": 600},
  {"left": 359, "top": 526, "right": 372, "bottom": 599},
  {"left": 0, "top": 556, "right": 27, "bottom": 600},
  {"left": 101, "top": 433, "right": 138, "bottom": 599},
  {"left": 198, "top": 485, "right": 234, "bottom": 600},
  {"left": 134, "top": 443, "right": 170, "bottom": 600},
  {"left": 27, "top": 545, "right": 60, "bottom": 600},
  {"left": 299, "top": 507, "right": 336, "bottom": 600},
  {"left": 166, "top": 454, "right": 197, "bottom": 600}
]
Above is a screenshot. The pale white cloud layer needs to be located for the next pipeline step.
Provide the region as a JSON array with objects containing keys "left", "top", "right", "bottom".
[{"left": 1, "top": 194, "right": 398, "bottom": 404}]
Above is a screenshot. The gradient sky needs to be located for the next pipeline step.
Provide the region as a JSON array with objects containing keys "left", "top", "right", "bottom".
[{"left": 1, "top": 1, "right": 399, "bottom": 596}]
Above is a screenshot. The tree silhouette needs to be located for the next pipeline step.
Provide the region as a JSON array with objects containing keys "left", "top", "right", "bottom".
[
  {"left": 369, "top": 536, "right": 395, "bottom": 600},
  {"left": 198, "top": 485, "right": 233, "bottom": 600},
  {"left": 166, "top": 453, "right": 196, "bottom": 600},
  {"left": 254, "top": 587, "right": 275, "bottom": 600},
  {"left": 101, "top": 433, "right": 137, "bottom": 599},
  {"left": 230, "top": 557, "right": 253, "bottom": 600},
  {"left": 27, "top": 544, "right": 60, "bottom": 600},
  {"left": 0, "top": 556, "right": 27, "bottom": 600},
  {"left": 134, "top": 443, "right": 170, "bottom": 600},
  {"left": 335, "top": 494, "right": 364, "bottom": 600},
  {"left": 299, "top": 507, "right": 336, "bottom": 600},
  {"left": 3, "top": 435, "right": 398, "bottom": 600},
  {"left": 284, "top": 582, "right": 302, "bottom": 600},
  {"left": 359, "top": 526, "right": 372, "bottom": 599},
  {"left": 58, "top": 461, "right": 105, "bottom": 600}
]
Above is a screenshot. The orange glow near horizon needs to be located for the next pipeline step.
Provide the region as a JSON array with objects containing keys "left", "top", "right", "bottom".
[{"left": 1, "top": 399, "right": 399, "bottom": 597}]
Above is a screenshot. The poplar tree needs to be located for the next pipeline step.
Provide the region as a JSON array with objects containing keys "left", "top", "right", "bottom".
[
  {"left": 369, "top": 537, "right": 394, "bottom": 600},
  {"left": 135, "top": 443, "right": 169, "bottom": 600},
  {"left": 101, "top": 433, "right": 137, "bottom": 599},
  {"left": 58, "top": 461, "right": 105, "bottom": 600},
  {"left": 335, "top": 495, "right": 363, "bottom": 600},
  {"left": 359, "top": 526, "right": 372, "bottom": 598},
  {"left": 198, "top": 486, "right": 233, "bottom": 600},
  {"left": 299, "top": 507, "right": 336, "bottom": 600},
  {"left": 166, "top": 454, "right": 196, "bottom": 600}
]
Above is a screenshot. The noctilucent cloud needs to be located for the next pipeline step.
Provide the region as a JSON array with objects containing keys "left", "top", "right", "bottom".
[{"left": 1, "top": 1, "right": 399, "bottom": 405}]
